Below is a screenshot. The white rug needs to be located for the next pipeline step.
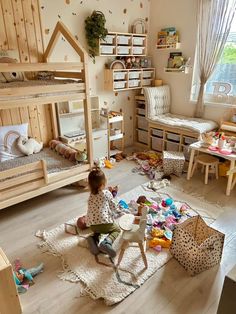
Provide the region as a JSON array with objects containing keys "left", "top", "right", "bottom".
[{"left": 37, "top": 184, "right": 223, "bottom": 305}]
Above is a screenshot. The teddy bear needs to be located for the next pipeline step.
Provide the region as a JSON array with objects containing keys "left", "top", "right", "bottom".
[{"left": 17, "top": 136, "right": 43, "bottom": 156}]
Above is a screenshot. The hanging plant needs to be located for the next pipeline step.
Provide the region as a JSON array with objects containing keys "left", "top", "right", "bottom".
[{"left": 85, "top": 11, "right": 108, "bottom": 62}]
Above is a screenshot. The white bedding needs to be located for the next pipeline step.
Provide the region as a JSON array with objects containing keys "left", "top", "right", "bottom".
[{"left": 150, "top": 113, "right": 218, "bottom": 134}]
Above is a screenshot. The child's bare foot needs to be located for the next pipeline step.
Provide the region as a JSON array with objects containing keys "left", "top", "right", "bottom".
[{"left": 99, "top": 238, "right": 116, "bottom": 258}]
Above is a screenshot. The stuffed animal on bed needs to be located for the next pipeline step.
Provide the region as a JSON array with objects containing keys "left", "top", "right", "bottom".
[{"left": 17, "top": 136, "right": 43, "bottom": 156}]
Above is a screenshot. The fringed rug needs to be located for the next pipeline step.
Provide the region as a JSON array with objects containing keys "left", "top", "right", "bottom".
[{"left": 37, "top": 184, "right": 223, "bottom": 305}]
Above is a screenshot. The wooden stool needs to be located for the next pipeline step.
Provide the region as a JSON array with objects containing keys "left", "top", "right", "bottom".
[{"left": 191, "top": 154, "right": 219, "bottom": 184}]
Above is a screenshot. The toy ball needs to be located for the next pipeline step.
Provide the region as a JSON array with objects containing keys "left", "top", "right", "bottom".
[
  {"left": 77, "top": 215, "right": 87, "bottom": 230},
  {"left": 165, "top": 198, "right": 173, "bottom": 206},
  {"left": 161, "top": 200, "right": 167, "bottom": 207}
]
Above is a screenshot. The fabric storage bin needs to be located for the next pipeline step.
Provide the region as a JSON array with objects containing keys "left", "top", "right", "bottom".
[
  {"left": 100, "top": 45, "right": 115, "bottom": 54},
  {"left": 163, "top": 151, "right": 185, "bottom": 176},
  {"left": 129, "top": 71, "right": 141, "bottom": 79},
  {"left": 137, "top": 115, "right": 148, "bottom": 130},
  {"left": 152, "top": 136, "right": 163, "bottom": 151},
  {"left": 166, "top": 140, "right": 179, "bottom": 151},
  {"left": 152, "top": 128, "right": 163, "bottom": 138},
  {"left": 100, "top": 35, "right": 115, "bottom": 44},
  {"left": 114, "top": 81, "right": 126, "bottom": 89},
  {"left": 132, "top": 47, "right": 145, "bottom": 55},
  {"left": 142, "top": 79, "right": 152, "bottom": 86},
  {"left": 170, "top": 215, "right": 225, "bottom": 276},
  {"left": 137, "top": 108, "right": 146, "bottom": 116},
  {"left": 117, "top": 35, "right": 131, "bottom": 45},
  {"left": 133, "top": 36, "right": 145, "bottom": 46},
  {"left": 117, "top": 46, "right": 130, "bottom": 55},
  {"left": 129, "top": 80, "right": 140, "bottom": 88},
  {"left": 183, "top": 145, "right": 190, "bottom": 161},
  {"left": 142, "top": 71, "right": 153, "bottom": 79},
  {"left": 113, "top": 72, "right": 126, "bottom": 80},
  {"left": 137, "top": 129, "right": 148, "bottom": 144},
  {"left": 167, "top": 132, "right": 180, "bottom": 142},
  {"left": 184, "top": 136, "right": 198, "bottom": 145}
]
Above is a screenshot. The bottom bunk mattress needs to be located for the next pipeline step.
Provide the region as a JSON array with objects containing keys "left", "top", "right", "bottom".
[
  {"left": 150, "top": 113, "right": 218, "bottom": 134},
  {"left": 0, "top": 147, "right": 80, "bottom": 175}
]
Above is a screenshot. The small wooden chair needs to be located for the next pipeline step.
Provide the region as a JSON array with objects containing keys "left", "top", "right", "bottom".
[
  {"left": 191, "top": 154, "right": 219, "bottom": 184},
  {"left": 117, "top": 205, "right": 148, "bottom": 269}
]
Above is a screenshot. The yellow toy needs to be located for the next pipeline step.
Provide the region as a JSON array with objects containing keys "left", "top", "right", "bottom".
[
  {"left": 151, "top": 228, "right": 164, "bottom": 238},
  {"left": 149, "top": 238, "right": 171, "bottom": 248},
  {"left": 104, "top": 159, "right": 113, "bottom": 169}
]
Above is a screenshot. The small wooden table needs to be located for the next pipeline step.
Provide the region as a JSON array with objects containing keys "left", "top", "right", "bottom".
[{"left": 187, "top": 141, "right": 236, "bottom": 196}]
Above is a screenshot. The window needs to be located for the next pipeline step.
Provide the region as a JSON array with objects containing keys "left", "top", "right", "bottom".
[{"left": 191, "top": 15, "right": 236, "bottom": 106}]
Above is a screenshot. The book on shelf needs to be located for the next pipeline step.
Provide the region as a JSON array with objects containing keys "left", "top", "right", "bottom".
[
  {"left": 157, "top": 31, "right": 167, "bottom": 46},
  {"left": 167, "top": 52, "right": 184, "bottom": 68}
]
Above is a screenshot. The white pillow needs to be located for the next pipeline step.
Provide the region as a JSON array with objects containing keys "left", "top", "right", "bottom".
[{"left": 0, "top": 123, "right": 28, "bottom": 162}]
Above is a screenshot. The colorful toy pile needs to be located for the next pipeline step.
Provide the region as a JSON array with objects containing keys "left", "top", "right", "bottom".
[
  {"left": 127, "top": 196, "right": 190, "bottom": 252},
  {"left": 129, "top": 151, "right": 163, "bottom": 179}
]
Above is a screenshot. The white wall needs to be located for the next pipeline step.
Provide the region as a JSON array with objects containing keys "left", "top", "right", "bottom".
[
  {"left": 149, "top": 0, "right": 232, "bottom": 123},
  {"left": 40, "top": 0, "right": 151, "bottom": 146}
]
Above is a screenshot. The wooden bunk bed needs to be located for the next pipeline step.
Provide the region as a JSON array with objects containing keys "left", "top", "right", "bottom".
[{"left": 0, "top": 21, "right": 93, "bottom": 210}]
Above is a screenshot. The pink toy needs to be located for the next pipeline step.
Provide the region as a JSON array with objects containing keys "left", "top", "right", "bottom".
[
  {"left": 49, "top": 139, "right": 60, "bottom": 150},
  {"left": 152, "top": 245, "right": 162, "bottom": 252},
  {"left": 165, "top": 215, "right": 177, "bottom": 228},
  {"left": 180, "top": 204, "right": 189, "bottom": 213}
]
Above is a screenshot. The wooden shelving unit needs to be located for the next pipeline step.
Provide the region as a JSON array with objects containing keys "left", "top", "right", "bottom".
[
  {"left": 104, "top": 68, "right": 155, "bottom": 91},
  {"left": 99, "top": 32, "right": 147, "bottom": 57},
  {"left": 156, "top": 43, "right": 181, "bottom": 50},
  {"left": 102, "top": 112, "right": 124, "bottom": 158}
]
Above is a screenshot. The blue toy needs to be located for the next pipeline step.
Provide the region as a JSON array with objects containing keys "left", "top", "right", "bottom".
[
  {"left": 118, "top": 199, "right": 129, "bottom": 209},
  {"left": 165, "top": 198, "right": 173, "bottom": 206}
]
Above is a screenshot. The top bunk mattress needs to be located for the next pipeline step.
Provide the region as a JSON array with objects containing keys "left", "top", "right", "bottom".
[
  {"left": 0, "top": 79, "right": 84, "bottom": 101},
  {"left": 149, "top": 113, "right": 218, "bottom": 134}
]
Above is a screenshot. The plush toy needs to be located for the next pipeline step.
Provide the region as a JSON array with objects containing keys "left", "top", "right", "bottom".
[
  {"left": 137, "top": 195, "right": 148, "bottom": 204},
  {"left": 149, "top": 238, "right": 171, "bottom": 248},
  {"left": 17, "top": 136, "right": 43, "bottom": 156},
  {"left": 108, "top": 185, "right": 118, "bottom": 197},
  {"left": 49, "top": 139, "right": 60, "bottom": 150},
  {"left": 75, "top": 149, "right": 87, "bottom": 163}
]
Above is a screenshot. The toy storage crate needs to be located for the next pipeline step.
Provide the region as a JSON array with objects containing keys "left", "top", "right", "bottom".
[
  {"left": 132, "top": 46, "right": 145, "bottom": 55},
  {"left": 142, "top": 78, "right": 152, "bottom": 86},
  {"left": 129, "top": 80, "right": 140, "bottom": 88},
  {"left": 117, "top": 35, "right": 131, "bottom": 45},
  {"left": 166, "top": 140, "right": 179, "bottom": 151},
  {"left": 100, "top": 34, "right": 115, "bottom": 44},
  {"left": 0, "top": 248, "right": 22, "bottom": 314},
  {"left": 152, "top": 136, "right": 163, "bottom": 151},
  {"left": 129, "top": 71, "right": 141, "bottom": 79},
  {"left": 170, "top": 215, "right": 225, "bottom": 276},
  {"left": 114, "top": 81, "right": 127, "bottom": 89},
  {"left": 142, "top": 71, "right": 154, "bottom": 79},
  {"left": 133, "top": 36, "right": 145, "bottom": 46},
  {"left": 100, "top": 45, "right": 115, "bottom": 55},
  {"left": 137, "top": 108, "right": 146, "bottom": 116},
  {"left": 152, "top": 128, "right": 163, "bottom": 138},
  {"left": 167, "top": 132, "right": 180, "bottom": 142},
  {"left": 113, "top": 72, "right": 126, "bottom": 80},
  {"left": 137, "top": 129, "right": 148, "bottom": 144},
  {"left": 137, "top": 115, "right": 148, "bottom": 130},
  {"left": 184, "top": 136, "right": 198, "bottom": 145},
  {"left": 117, "top": 46, "right": 130, "bottom": 55}
]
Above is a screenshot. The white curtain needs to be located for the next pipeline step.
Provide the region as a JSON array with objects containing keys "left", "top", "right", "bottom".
[{"left": 194, "top": 0, "right": 236, "bottom": 118}]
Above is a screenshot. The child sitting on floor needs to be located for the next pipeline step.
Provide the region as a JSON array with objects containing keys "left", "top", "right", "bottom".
[{"left": 86, "top": 167, "right": 121, "bottom": 258}]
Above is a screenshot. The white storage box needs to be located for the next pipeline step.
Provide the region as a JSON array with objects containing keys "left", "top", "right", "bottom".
[
  {"left": 113, "top": 72, "right": 126, "bottom": 80},
  {"left": 137, "top": 115, "right": 148, "bottom": 130},
  {"left": 129, "top": 71, "right": 141, "bottom": 79},
  {"left": 132, "top": 46, "right": 145, "bottom": 55},
  {"left": 137, "top": 108, "right": 146, "bottom": 116},
  {"left": 100, "top": 45, "right": 115, "bottom": 54},
  {"left": 117, "top": 46, "right": 130, "bottom": 55},
  {"left": 142, "top": 79, "right": 152, "bottom": 86},
  {"left": 114, "top": 81, "right": 126, "bottom": 89},
  {"left": 137, "top": 129, "right": 148, "bottom": 144},
  {"left": 142, "top": 71, "right": 154, "bottom": 79},
  {"left": 167, "top": 132, "right": 180, "bottom": 142},
  {"left": 133, "top": 37, "right": 145, "bottom": 46},
  {"left": 129, "top": 79, "right": 140, "bottom": 88},
  {"left": 152, "top": 128, "right": 163, "bottom": 138},
  {"left": 184, "top": 136, "right": 197, "bottom": 145},
  {"left": 152, "top": 136, "right": 163, "bottom": 151},
  {"left": 117, "top": 35, "right": 131, "bottom": 45},
  {"left": 166, "top": 140, "right": 179, "bottom": 151},
  {"left": 100, "top": 35, "right": 115, "bottom": 45}
]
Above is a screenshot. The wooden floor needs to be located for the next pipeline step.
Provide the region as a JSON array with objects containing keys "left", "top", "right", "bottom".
[{"left": 0, "top": 159, "right": 235, "bottom": 314}]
